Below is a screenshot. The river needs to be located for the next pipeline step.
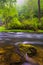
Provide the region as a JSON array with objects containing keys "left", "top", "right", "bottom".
[
  {"left": 0, "top": 32, "right": 43, "bottom": 65},
  {"left": 0, "top": 32, "right": 43, "bottom": 45}
]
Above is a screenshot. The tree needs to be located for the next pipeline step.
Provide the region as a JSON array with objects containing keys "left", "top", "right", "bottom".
[
  {"left": 0, "top": 0, "right": 17, "bottom": 29},
  {"left": 38, "top": 0, "right": 40, "bottom": 22}
]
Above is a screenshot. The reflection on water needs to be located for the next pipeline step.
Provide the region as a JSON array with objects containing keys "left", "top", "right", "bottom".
[{"left": 0, "top": 32, "right": 43, "bottom": 65}]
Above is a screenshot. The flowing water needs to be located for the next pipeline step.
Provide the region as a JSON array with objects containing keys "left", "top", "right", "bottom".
[
  {"left": 0, "top": 32, "right": 43, "bottom": 44},
  {"left": 0, "top": 32, "right": 43, "bottom": 65}
]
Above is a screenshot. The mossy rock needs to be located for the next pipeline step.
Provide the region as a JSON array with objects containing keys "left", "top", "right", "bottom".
[
  {"left": 0, "top": 44, "right": 37, "bottom": 64},
  {"left": 18, "top": 44, "right": 37, "bottom": 57},
  {"left": 27, "top": 47, "right": 37, "bottom": 57}
]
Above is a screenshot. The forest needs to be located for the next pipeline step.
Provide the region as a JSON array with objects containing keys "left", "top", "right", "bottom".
[{"left": 0, "top": 0, "right": 43, "bottom": 32}]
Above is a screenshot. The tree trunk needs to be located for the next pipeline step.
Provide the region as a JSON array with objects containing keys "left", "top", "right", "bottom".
[{"left": 38, "top": 0, "right": 40, "bottom": 22}]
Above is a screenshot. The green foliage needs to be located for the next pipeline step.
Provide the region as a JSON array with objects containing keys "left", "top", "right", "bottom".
[
  {"left": 0, "top": 0, "right": 17, "bottom": 19},
  {"left": 0, "top": 0, "right": 43, "bottom": 31},
  {"left": 21, "top": 18, "right": 38, "bottom": 30},
  {"left": 38, "top": 17, "right": 43, "bottom": 30},
  {"left": 7, "top": 18, "right": 21, "bottom": 29},
  {"left": 2, "top": 7, "right": 18, "bottom": 21},
  {"left": 0, "top": 0, "right": 18, "bottom": 29}
]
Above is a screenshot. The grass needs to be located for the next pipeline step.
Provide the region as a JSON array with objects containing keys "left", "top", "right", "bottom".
[
  {"left": 0, "top": 26, "right": 43, "bottom": 33},
  {"left": 0, "top": 26, "right": 5, "bottom": 31}
]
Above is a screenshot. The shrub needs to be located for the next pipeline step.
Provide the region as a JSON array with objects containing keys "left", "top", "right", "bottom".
[
  {"left": 21, "top": 18, "right": 38, "bottom": 30},
  {"left": 40, "top": 17, "right": 43, "bottom": 30},
  {"left": 7, "top": 18, "right": 21, "bottom": 29},
  {"left": 5, "top": 17, "right": 43, "bottom": 30}
]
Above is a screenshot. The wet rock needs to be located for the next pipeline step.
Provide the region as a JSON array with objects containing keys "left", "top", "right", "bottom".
[{"left": 27, "top": 47, "right": 37, "bottom": 57}]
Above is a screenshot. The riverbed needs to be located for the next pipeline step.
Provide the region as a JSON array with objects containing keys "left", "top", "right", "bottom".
[{"left": 0, "top": 32, "right": 43, "bottom": 65}]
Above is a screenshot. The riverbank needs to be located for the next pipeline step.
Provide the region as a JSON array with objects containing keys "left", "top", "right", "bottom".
[{"left": 0, "top": 26, "right": 43, "bottom": 33}]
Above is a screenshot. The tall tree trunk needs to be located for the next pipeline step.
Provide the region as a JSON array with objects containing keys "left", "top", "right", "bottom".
[{"left": 38, "top": 0, "right": 40, "bottom": 22}]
